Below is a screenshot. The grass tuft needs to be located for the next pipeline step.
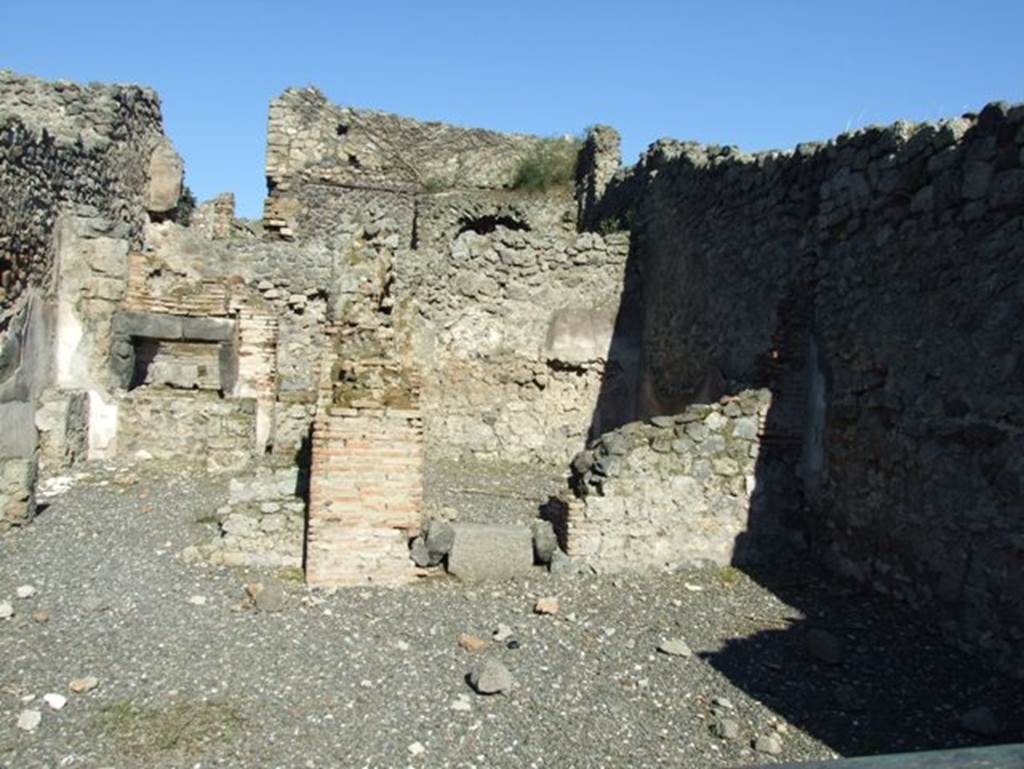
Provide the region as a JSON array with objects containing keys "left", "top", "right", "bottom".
[
  {"left": 94, "top": 699, "right": 244, "bottom": 759},
  {"left": 511, "top": 136, "right": 581, "bottom": 192}
]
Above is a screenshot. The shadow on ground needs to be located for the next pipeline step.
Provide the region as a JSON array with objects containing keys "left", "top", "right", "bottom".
[{"left": 702, "top": 560, "right": 1024, "bottom": 757}]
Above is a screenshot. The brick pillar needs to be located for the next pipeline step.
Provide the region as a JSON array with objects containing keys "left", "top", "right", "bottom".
[{"left": 305, "top": 404, "right": 424, "bottom": 586}]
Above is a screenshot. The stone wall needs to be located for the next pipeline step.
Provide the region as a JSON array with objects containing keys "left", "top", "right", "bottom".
[
  {"left": 260, "top": 85, "right": 636, "bottom": 466},
  {"left": 116, "top": 389, "right": 256, "bottom": 473},
  {"left": 264, "top": 87, "right": 553, "bottom": 239},
  {"left": 184, "top": 465, "right": 306, "bottom": 570},
  {"left": 0, "top": 71, "right": 169, "bottom": 318},
  {"left": 566, "top": 390, "right": 801, "bottom": 571},
  {"left": 586, "top": 101, "right": 1024, "bottom": 670},
  {"left": 401, "top": 225, "right": 636, "bottom": 463},
  {"left": 0, "top": 71, "right": 175, "bottom": 524}
]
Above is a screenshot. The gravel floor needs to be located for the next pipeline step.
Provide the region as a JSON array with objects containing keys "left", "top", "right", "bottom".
[
  {"left": 423, "top": 454, "right": 566, "bottom": 525},
  {"left": 0, "top": 461, "right": 1020, "bottom": 769}
]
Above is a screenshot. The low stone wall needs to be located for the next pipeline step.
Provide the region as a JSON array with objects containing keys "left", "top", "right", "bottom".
[
  {"left": 306, "top": 404, "right": 424, "bottom": 586},
  {"left": 567, "top": 390, "right": 799, "bottom": 571},
  {"left": 116, "top": 389, "right": 256, "bottom": 473},
  {"left": 184, "top": 465, "right": 305, "bottom": 570}
]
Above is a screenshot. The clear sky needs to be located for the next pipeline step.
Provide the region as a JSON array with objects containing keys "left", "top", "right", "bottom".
[{"left": 4, "top": 0, "right": 1022, "bottom": 218}]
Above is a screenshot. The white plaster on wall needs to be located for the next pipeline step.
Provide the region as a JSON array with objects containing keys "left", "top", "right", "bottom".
[
  {"left": 87, "top": 390, "right": 118, "bottom": 458},
  {"left": 54, "top": 301, "right": 84, "bottom": 389}
]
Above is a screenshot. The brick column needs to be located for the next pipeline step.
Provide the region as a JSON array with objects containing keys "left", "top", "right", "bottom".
[{"left": 305, "top": 404, "right": 424, "bottom": 586}]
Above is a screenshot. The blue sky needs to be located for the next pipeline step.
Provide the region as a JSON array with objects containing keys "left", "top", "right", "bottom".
[{"left": 4, "top": 1, "right": 1022, "bottom": 218}]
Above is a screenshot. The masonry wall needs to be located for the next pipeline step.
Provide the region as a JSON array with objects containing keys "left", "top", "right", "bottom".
[
  {"left": 0, "top": 71, "right": 167, "bottom": 316},
  {"left": 264, "top": 87, "right": 552, "bottom": 239},
  {"left": 568, "top": 390, "right": 777, "bottom": 570},
  {"left": 306, "top": 404, "right": 424, "bottom": 586},
  {"left": 589, "top": 101, "right": 1024, "bottom": 670},
  {"left": 263, "top": 87, "right": 633, "bottom": 466},
  {"left": 402, "top": 223, "right": 636, "bottom": 464},
  {"left": 0, "top": 71, "right": 174, "bottom": 526}
]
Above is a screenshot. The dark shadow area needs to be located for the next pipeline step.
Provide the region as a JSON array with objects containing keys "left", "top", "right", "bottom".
[
  {"left": 584, "top": 234, "right": 643, "bottom": 444},
  {"left": 700, "top": 559, "right": 1024, "bottom": 755},
  {"left": 716, "top": 267, "right": 1022, "bottom": 753},
  {"left": 295, "top": 426, "right": 312, "bottom": 571},
  {"left": 455, "top": 214, "right": 529, "bottom": 238},
  {"left": 538, "top": 494, "right": 569, "bottom": 552}
]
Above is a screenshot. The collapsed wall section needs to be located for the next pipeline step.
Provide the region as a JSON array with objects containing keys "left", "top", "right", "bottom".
[{"left": 584, "top": 102, "right": 1024, "bottom": 670}]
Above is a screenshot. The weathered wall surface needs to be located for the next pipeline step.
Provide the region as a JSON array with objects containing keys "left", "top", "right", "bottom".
[
  {"left": 587, "top": 101, "right": 1024, "bottom": 670},
  {"left": 402, "top": 226, "right": 635, "bottom": 463},
  {"left": 261, "top": 86, "right": 633, "bottom": 466},
  {"left": 117, "top": 389, "right": 256, "bottom": 473},
  {"left": 264, "top": 87, "right": 553, "bottom": 238},
  {"left": 568, "top": 390, "right": 778, "bottom": 571},
  {"left": 0, "top": 71, "right": 175, "bottom": 526},
  {"left": 0, "top": 71, "right": 168, "bottom": 317}
]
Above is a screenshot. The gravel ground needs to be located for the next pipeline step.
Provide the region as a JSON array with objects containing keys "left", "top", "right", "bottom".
[
  {"left": 0, "top": 460, "right": 1020, "bottom": 769},
  {"left": 423, "top": 454, "right": 566, "bottom": 525}
]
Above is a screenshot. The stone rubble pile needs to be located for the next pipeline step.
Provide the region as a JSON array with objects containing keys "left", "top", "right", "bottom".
[{"left": 181, "top": 466, "right": 305, "bottom": 569}]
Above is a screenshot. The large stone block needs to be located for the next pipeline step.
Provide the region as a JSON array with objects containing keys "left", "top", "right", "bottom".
[
  {"left": 115, "top": 311, "right": 184, "bottom": 340},
  {"left": 446, "top": 524, "right": 534, "bottom": 581},
  {"left": 144, "top": 138, "right": 184, "bottom": 213}
]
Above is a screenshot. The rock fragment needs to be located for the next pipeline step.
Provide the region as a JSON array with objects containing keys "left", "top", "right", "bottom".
[
  {"left": 531, "top": 519, "right": 559, "bottom": 563},
  {"left": 425, "top": 520, "right": 455, "bottom": 558},
  {"left": 0, "top": 600, "right": 13, "bottom": 620},
  {"left": 534, "top": 596, "right": 559, "bottom": 615},
  {"left": 658, "top": 638, "right": 692, "bottom": 657},
  {"left": 409, "top": 536, "right": 434, "bottom": 567},
  {"left": 753, "top": 734, "right": 784, "bottom": 755},
  {"left": 549, "top": 549, "right": 575, "bottom": 575},
  {"left": 43, "top": 693, "right": 67, "bottom": 710},
  {"left": 711, "top": 717, "right": 740, "bottom": 740},
  {"left": 457, "top": 633, "right": 490, "bottom": 652},
  {"left": 245, "top": 580, "right": 286, "bottom": 612},
  {"left": 468, "top": 658, "right": 514, "bottom": 694},
  {"left": 17, "top": 709, "right": 41, "bottom": 732},
  {"left": 69, "top": 676, "right": 99, "bottom": 694},
  {"left": 446, "top": 523, "right": 533, "bottom": 581},
  {"left": 16, "top": 584, "right": 36, "bottom": 599}
]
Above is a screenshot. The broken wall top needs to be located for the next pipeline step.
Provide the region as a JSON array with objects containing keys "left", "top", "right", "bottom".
[
  {"left": 266, "top": 87, "right": 565, "bottom": 193},
  {"left": 0, "top": 70, "right": 163, "bottom": 148}
]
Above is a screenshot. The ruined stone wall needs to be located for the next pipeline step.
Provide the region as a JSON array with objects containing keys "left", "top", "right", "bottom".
[
  {"left": 568, "top": 390, "right": 774, "bottom": 570},
  {"left": 0, "top": 71, "right": 174, "bottom": 527},
  {"left": 264, "top": 87, "right": 552, "bottom": 239},
  {"left": 401, "top": 223, "right": 635, "bottom": 464},
  {"left": 117, "top": 390, "right": 257, "bottom": 473},
  {"left": 0, "top": 71, "right": 168, "bottom": 317},
  {"left": 589, "top": 101, "right": 1024, "bottom": 670},
  {"left": 262, "top": 87, "right": 635, "bottom": 466}
]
